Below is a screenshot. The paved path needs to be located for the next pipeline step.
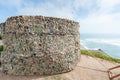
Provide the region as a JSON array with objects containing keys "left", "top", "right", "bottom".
[{"left": 0, "top": 55, "right": 120, "bottom": 80}]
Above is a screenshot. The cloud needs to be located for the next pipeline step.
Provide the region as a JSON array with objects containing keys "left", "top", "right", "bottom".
[
  {"left": 73, "top": 0, "right": 96, "bottom": 9},
  {"left": 79, "top": 0, "right": 120, "bottom": 34},
  {"left": 93, "top": 0, "right": 120, "bottom": 15},
  {"left": 80, "top": 12, "right": 120, "bottom": 33},
  {"left": 1, "top": 0, "right": 120, "bottom": 34},
  {"left": 99, "top": 0, "right": 120, "bottom": 9},
  {"left": 17, "top": 0, "right": 75, "bottom": 20}
]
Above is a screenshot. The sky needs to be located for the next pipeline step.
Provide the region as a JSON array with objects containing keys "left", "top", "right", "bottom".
[{"left": 0, "top": 0, "right": 120, "bottom": 34}]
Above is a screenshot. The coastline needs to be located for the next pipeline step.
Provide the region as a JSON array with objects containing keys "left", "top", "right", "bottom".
[
  {"left": 80, "top": 45, "right": 114, "bottom": 57},
  {"left": 81, "top": 33, "right": 120, "bottom": 59}
]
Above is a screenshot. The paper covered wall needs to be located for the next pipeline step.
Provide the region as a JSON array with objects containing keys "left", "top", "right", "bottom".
[{"left": 1, "top": 16, "right": 80, "bottom": 75}]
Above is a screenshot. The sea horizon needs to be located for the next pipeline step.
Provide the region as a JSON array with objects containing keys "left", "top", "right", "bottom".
[{"left": 80, "top": 33, "right": 120, "bottom": 59}]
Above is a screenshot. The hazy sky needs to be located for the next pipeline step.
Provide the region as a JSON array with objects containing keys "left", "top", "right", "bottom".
[{"left": 0, "top": 0, "right": 120, "bottom": 34}]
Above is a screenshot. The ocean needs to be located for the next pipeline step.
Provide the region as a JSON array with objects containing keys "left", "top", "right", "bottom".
[{"left": 80, "top": 33, "right": 120, "bottom": 59}]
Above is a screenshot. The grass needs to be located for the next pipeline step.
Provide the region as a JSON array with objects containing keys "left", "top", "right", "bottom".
[
  {"left": 0, "top": 34, "right": 2, "bottom": 40},
  {"left": 0, "top": 45, "right": 3, "bottom": 55},
  {"left": 0, "top": 45, "right": 3, "bottom": 52},
  {"left": 81, "top": 50, "right": 120, "bottom": 63}
]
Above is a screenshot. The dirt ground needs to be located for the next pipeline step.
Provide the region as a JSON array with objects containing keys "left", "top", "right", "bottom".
[{"left": 0, "top": 54, "right": 120, "bottom": 80}]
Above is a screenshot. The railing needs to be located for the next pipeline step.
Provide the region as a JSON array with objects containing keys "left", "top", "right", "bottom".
[{"left": 108, "top": 65, "right": 120, "bottom": 80}]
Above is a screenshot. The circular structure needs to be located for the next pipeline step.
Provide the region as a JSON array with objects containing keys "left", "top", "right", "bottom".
[{"left": 1, "top": 16, "right": 80, "bottom": 75}]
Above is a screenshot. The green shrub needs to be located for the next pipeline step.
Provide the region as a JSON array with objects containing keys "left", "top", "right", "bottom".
[
  {"left": 0, "top": 45, "right": 3, "bottom": 52},
  {"left": 0, "top": 34, "right": 2, "bottom": 40}
]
